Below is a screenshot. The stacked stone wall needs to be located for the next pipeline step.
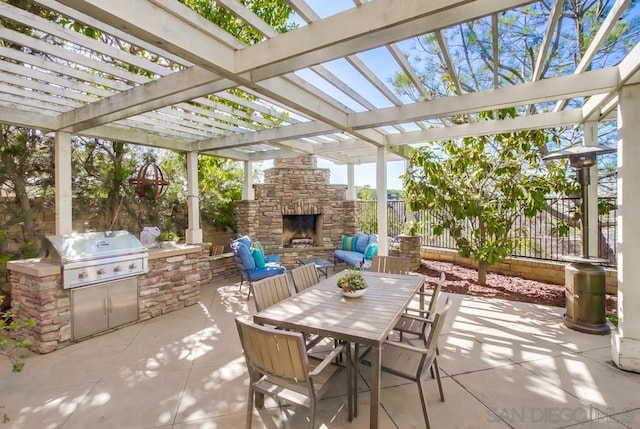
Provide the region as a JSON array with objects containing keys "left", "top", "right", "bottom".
[
  {"left": 8, "top": 269, "right": 69, "bottom": 353},
  {"left": 238, "top": 155, "right": 357, "bottom": 250}
]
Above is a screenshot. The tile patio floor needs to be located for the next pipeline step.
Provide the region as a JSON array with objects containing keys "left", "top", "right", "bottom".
[{"left": 2, "top": 273, "right": 639, "bottom": 429}]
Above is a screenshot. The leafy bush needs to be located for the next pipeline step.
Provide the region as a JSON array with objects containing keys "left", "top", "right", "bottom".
[{"left": 0, "top": 307, "right": 36, "bottom": 373}]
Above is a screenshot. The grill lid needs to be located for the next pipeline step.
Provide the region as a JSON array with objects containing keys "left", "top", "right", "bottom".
[{"left": 43, "top": 230, "right": 146, "bottom": 264}]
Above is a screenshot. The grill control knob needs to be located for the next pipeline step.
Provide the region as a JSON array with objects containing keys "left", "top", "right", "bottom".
[
  {"left": 113, "top": 266, "right": 122, "bottom": 273},
  {"left": 97, "top": 268, "right": 106, "bottom": 275},
  {"left": 78, "top": 272, "right": 89, "bottom": 279},
  {"left": 129, "top": 262, "right": 137, "bottom": 270}
]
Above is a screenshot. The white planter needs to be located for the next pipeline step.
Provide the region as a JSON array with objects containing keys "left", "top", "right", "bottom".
[{"left": 341, "top": 288, "right": 367, "bottom": 298}]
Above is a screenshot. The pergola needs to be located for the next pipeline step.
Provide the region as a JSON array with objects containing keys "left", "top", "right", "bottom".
[{"left": 1, "top": 0, "right": 639, "bottom": 371}]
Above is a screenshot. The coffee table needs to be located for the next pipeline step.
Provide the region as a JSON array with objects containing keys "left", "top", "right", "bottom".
[{"left": 298, "top": 257, "right": 335, "bottom": 278}]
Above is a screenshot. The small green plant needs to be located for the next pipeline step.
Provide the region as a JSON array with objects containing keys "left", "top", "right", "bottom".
[
  {"left": 0, "top": 309, "right": 36, "bottom": 373},
  {"left": 157, "top": 231, "right": 179, "bottom": 242},
  {"left": 336, "top": 270, "right": 368, "bottom": 292}
]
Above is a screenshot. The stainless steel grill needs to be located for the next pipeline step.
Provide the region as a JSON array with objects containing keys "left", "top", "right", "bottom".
[{"left": 43, "top": 230, "right": 149, "bottom": 289}]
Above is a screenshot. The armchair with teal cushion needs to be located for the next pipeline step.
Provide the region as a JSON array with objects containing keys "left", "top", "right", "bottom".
[{"left": 231, "top": 236, "right": 284, "bottom": 300}]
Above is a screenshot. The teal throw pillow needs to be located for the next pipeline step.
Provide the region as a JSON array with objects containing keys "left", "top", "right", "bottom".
[
  {"left": 364, "top": 242, "right": 378, "bottom": 260},
  {"left": 250, "top": 247, "right": 266, "bottom": 268},
  {"left": 251, "top": 241, "right": 265, "bottom": 254},
  {"left": 342, "top": 235, "right": 358, "bottom": 251}
]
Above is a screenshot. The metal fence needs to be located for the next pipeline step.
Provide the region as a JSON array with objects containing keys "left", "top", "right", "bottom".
[{"left": 360, "top": 197, "right": 617, "bottom": 267}]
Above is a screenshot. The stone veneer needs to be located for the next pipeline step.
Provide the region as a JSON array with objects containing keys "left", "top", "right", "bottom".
[
  {"left": 8, "top": 246, "right": 240, "bottom": 353},
  {"left": 236, "top": 155, "right": 360, "bottom": 261}
]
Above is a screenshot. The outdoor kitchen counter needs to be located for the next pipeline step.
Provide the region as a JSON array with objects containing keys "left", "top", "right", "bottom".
[
  {"left": 6, "top": 258, "right": 61, "bottom": 277},
  {"left": 7, "top": 244, "right": 211, "bottom": 353}
]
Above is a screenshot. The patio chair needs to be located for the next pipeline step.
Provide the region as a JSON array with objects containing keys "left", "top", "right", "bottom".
[
  {"left": 394, "top": 272, "right": 445, "bottom": 344},
  {"left": 235, "top": 317, "right": 350, "bottom": 429},
  {"left": 370, "top": 255, "right": 411, "bottom": 275},
  {"left": 251, "top": 274, "right": 292, "bottom": 313},
  {"left": 361, "top": 297, "right": 452, "bottom": 429},
  {"left": 230, "top": 239, "right": 285, "bottom": 300},
  {"left": 291, "top": 263, "right": 320, "bottom": 293}
]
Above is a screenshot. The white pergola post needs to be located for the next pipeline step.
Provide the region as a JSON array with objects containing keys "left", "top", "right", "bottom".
[
  {"left": 346, "top": 163, "right": 357, "bottom": 200},
  {"left": 185, "top": 151, "right": 203, "bottom": 244},
  {"left": 54, "top": 131, "right": 72, "bottom": 235},
  {"left": 376, "top": 147, "right": 388, "bottom": 255},
  {"left": 242, "top": 160, "right": 254, "bottom": 200},
  {"left": 612, "top": 83, "right": 640, "bottom": 373},
  {"left": 403, "top": 160, "right": 415, "bottom": 228},
  {"left": 583, "top": 121, "right": 600, "bottom": 257}
]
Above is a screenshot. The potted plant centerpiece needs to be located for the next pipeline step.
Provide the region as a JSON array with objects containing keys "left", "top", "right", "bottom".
[
  {"left": 337, "top": 269, "right": 368, "bottom": 298},
  {"left": 157, "top": 231, "right": 179, "bottom": 248}
]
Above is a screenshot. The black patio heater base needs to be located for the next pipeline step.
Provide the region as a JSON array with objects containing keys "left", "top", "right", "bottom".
[{"left": 563, "top": 257, "right": 610, "bottom": 335}]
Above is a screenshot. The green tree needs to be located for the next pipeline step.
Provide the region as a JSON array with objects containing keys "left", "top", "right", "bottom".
[{"left": 403, "top": 109, "right": 577, "bottom": 285}]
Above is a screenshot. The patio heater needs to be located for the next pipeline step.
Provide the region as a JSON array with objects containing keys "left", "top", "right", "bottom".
[{"left": 544, "top": 145, "right": 615, "bottom": 334}]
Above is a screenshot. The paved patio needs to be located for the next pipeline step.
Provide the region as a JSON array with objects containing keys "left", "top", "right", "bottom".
[{"left": 1, "top": 274, "right": 639, "bottom": 429}]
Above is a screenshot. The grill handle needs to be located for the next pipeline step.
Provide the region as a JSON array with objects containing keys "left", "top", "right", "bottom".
[{"left": 103, "top": 298, "right": 108, "bottom": 315}]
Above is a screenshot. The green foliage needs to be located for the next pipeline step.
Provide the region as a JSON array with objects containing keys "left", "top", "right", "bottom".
[
  {"left": 179, "top": 0, "right": 295, "bottom": 45},
  {"left": 157, "top": 231, "right": 179, "bottom": 242},
  {"left": 403, "top": 109, "right": 577, "bottom": 284},
  {"left": 0, "top": 308, "right": 37, "bottom": 373},
  {"left": 336, "top": 270, "right": 368, "bottom": 292},
  {"left": 197, "top": 155, "right": 243, "bottom": 229}
]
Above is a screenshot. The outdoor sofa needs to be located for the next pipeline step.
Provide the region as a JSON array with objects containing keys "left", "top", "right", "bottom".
[{"left": 334, "top": 231, "right": 379, "bottom": 268}]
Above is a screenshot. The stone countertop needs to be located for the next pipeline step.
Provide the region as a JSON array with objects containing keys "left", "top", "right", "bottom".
[
  {"left": 7, "top": 258, "right": 61, "bottom": 277},
  {"left": 148, "top": 244, "right": 203, "bottom": 260},
  {"left": 6, "top": 244, "right": 207, "bottom": 277}
]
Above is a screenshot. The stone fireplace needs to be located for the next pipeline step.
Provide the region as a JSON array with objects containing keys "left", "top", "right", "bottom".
[
  {"left": 282, "top": 214, "right": 322, "bottom": 247},
  {"left": 236, "top": 155, "right": 360, "bottom": 266}
]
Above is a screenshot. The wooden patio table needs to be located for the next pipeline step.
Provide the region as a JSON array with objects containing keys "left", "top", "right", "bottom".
[{"left": 253, "top": 270, "right": 425, "bottom": 428}]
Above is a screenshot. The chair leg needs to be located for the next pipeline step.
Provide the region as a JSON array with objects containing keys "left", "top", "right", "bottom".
[
  {"left": 433, "top": 357, "right": 445, "bottom": 402},
  {"left": 417, "top": 379, "right": 431, "bottom": 429},
  {"left": 246, "top": 282, "right": 252, "bottom": 300},
  {"left": 346, "top": 341, "right": 353, "bottom": 422},
  {"left": 308, "top": 402, "right": 316, "bottom": 429},
  {"left": 354, "top": 343, "right": 359, "bottom": 418},
  {"left": 246, "top": 386, "right": 255, "bottom": 429}
]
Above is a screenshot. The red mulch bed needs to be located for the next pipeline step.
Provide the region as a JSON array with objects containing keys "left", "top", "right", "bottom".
[{"left": 416, "top": 259, "right": 617, "bottom": 314}]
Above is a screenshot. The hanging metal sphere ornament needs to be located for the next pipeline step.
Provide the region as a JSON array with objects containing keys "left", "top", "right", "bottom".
[{"left": 129, "top": 162, "right": 170, "bottom": 200}]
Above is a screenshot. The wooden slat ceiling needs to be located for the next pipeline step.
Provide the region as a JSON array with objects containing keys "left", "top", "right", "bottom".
[{"left": 0, "top": 0, "right": 638, "bottom": 165}]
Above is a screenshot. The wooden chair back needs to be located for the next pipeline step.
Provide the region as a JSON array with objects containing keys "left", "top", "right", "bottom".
[
  {"left": 252, "top": 274, "right": 292, "bottom": 312},
  {"left": 291, "top": 263, "right": 320, "bottom": 293},
  {"left": 210, "top": 244, "right": 225, "bottom": 256},
  {"left": 371, "top": 255, "right": 411, "bottom": 275},
  {"left": 235, "top": 317, "right": 309, "bottom": 383},
  {"left": 425, "top": 272, "right": 446, "bottom": 317}
]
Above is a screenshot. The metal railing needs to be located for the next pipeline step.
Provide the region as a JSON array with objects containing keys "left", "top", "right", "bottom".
[{"left": 360, "top": 197, "right": 617, "bottom": 267}]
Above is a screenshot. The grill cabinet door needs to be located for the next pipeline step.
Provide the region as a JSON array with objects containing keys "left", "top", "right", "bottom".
[
  {"left": 71, "top": 277, "right": 139, "bottom": 340},
  {"left": 108, "top": 277, "right": 139, "bottom": 329},
  {"left": 72, "top": 284, "right": 109, "bottom": 340}
]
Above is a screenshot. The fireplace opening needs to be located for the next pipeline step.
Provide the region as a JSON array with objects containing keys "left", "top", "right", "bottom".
[{"left": 282, "top": 214, "right": 322, "bottom": 248}]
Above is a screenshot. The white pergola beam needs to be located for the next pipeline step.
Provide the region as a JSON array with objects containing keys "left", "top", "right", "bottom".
[
  {"left": 241, "top": 0, "right": 537, "bottom": 80},
  {"left": 350, "top": 67, "right": 620, "bottom": 129}
]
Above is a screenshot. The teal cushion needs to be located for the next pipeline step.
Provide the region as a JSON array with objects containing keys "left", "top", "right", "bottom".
[
  {"left": 342, "top": 235, "right": 358, "bottom": 251},
  {"left": 354, "top": 232, "right": 369, "bottom": 254},
  {"left": 251, "top": 247, "right": 266, "bottom": 268},
  {"left": 364, "top": 242, "right": 378, "bottom": 260},
  {"left": 251, "top": 241, "right": 265, "bottom": 254}
]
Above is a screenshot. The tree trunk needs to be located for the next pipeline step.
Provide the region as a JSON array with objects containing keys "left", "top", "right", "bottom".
[{"left": 478, "top": 261, "right": 488, "bottom": 286}]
